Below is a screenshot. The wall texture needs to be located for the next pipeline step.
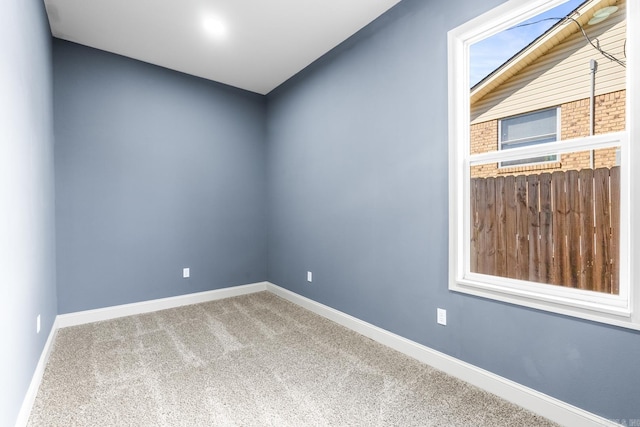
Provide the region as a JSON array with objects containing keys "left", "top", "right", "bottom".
[
  {"left": 0, "top": 0, "right": 58, "bottom": 425},
  {"left": 266, "top": 0, "right": 640, "bottom": 421},
  {"left": 54, "top": 40, "right": 267, "bottom": 314}
]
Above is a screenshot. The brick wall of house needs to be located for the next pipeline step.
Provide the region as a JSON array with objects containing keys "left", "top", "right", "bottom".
[
  {"left": 469, "top": 90, "right": 625, "bottom": 178},
  {"left": 469, "top": 120, "right": 498, "bottom": 178},
  {"left": 561, "top": 98, "right": 590, "bottom": 140},
  {"left": 593, "top": 90, "right": 625, "bottom": 169},
  {"left": 595, "top": 90, "right": 626, "bottom": 134}
]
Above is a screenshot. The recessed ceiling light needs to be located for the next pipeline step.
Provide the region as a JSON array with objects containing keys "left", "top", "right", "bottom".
[{"left": 202, "top": 15, "right": 227, "bottom": 39}]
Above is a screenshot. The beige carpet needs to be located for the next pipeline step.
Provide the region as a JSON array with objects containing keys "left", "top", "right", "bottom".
[{"left": 28, "top": 292, "right": 557, "bottom": 426}]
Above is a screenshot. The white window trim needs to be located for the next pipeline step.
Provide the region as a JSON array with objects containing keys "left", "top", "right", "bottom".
[
  {"left": 498, "top": 107, "right": 560, "bottom": 168},
  {"left": 448, "top": 0, "right": 640, "bottom": 330}
]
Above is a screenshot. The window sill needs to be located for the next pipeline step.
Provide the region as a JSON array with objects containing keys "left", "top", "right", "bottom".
[{"left": 450, "top": 277, "right": 640, "bottom": 331}]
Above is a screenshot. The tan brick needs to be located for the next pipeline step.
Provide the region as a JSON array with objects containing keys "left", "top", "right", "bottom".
[{"left": 469, "top": 90, "right": 626, "bottom": 178}]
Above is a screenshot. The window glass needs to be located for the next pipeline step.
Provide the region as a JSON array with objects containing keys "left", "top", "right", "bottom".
[
  {"left": 501, "top": 109, "right": 557, "bottom": 146},
  {"left": 500, "top": 108, "right": 558, "bottom": 166},
  {"left": 470, "top": 148, "right": 621, "bottom": 295}
]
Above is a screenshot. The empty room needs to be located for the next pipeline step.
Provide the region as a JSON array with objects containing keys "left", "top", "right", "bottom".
[{"left": 2, "top": 0, "right": 639, "bottom": 425}]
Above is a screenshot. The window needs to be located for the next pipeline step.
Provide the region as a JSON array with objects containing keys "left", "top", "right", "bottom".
[
  {"left": 499, "top": 108, "right": 559, "bottom": 167},
  {"left": 448, "top": 0, "right": 640, "bottom": 329}
]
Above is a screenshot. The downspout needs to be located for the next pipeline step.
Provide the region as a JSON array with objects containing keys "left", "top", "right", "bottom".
[{"left": 589, "top": 59, "right": 597, "bottom": 169}]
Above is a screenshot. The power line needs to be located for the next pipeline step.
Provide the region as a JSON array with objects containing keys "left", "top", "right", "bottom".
[{"left": 510, "top": 16, "right": 626, "bottom": 67}]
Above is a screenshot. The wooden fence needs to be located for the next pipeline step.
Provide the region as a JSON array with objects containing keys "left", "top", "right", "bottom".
[{"left": 470, "top": 167, "right": 620, "bottom": 294}]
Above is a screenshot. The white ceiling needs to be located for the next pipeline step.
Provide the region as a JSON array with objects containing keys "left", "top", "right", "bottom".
[{"left": 44, "top": 0, "right": 402, "bottom": 95}]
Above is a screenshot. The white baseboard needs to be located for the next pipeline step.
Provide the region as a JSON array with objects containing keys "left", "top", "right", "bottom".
[
  {"left": 266, "top": 282, "right": 618, "bottom": 427},
  {"left": 16, "top": 282, "right": 269, "bottom": 427},
  {"left": 57, "top": 282, "right": 268, "bottom": 328},
  {"left": 20, "top": 281, "right": 618, "bottom": 427},
  {"left": 15, "top": 316, "right": 59, "bottom": 427}
]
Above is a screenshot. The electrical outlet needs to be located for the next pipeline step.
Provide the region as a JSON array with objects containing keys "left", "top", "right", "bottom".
[
  {"left": 307, "top": 271, "right": 312, "bottom": 282},
  {"left": 437, "top": 308, "right": 447, "bottom": 326},
  {"left": 37, "top": 314, "right": 41, "bottom": 334},
  {"left": 183, "top": 267, "right": 190, "bottom": 278}
]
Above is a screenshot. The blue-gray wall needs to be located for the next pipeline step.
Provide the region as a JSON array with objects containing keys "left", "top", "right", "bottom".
[
  {"left": 9, "top": 0, "right": 639, "bottom": 423},
  {"left": 53, "top": 40, "right": 267, "bottom": 314},
  {"left": 266, "top": 0, "right": 640, "bottom": 421},
  {"left": 0, "top": 0, "right": 58, "bottom": 426}
]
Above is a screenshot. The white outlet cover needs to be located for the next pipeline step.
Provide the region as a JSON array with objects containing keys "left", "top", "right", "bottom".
[
  {"left": 437, "top": 308, "right": 447, "bottom": 326},
  {"left": 37, "top": 314, "right": 41, "bottom": 334},
  {"left": 183, "top": 268, "right": 190, "bottom": 278},
  {"left": 307, "top": 271, "right": 313, "bottom": 282}
]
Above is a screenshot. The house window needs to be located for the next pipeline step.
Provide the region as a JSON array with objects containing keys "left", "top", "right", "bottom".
[
  {"left": 448, "top": 0, "right": 640, "bottom": 329},
  {"left": 499, "top": 108, "right": 559, "bottom": 167}
]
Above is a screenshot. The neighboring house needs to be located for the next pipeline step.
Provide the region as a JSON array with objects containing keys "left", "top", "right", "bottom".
[{"left": 470, "top": 0, "right": 626, "bottom": 178}]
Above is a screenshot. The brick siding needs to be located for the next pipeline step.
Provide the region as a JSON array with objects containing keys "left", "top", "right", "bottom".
[{"left": 470, "top": 90, "right": 625, "bottom": 178}]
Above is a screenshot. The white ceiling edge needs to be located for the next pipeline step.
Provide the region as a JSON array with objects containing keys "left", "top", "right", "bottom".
[{"left": 44, "top": 0, "right": 402, "bottom": 95}]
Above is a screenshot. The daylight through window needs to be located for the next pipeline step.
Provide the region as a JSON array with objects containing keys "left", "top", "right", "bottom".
[{"left": 448, "top": 0, "right": 639, "bottom": 329}]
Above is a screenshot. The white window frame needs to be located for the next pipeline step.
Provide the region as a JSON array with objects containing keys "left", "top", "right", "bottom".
[
  {"left": 498, "top": 107, "right": 560, "bottom": 168},
  {"left": 448, "top": 0, "right": 640, "bottom": 330}
]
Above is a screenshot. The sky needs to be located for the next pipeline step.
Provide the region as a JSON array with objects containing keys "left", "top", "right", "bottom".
[{"left": 469, "top": 0, "right": 586, "bottom": 87}]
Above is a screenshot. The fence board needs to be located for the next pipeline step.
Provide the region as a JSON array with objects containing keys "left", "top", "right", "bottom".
[
  {"left": 495, "top": 177, "right": 507, "bottom": 277},
  {"left": 539, "top": 173, "right": 553, "bottom": 284},
  {"left": 566, "top": 170, "right": 580, "bottom": 288},
  {"left": 484, "top": 177, "right": 497, "bottom": 275},
  {"left": 552, "top": 171, "right": 567, "bottom": 287},
  {"left": 470, "top": 179, "right": 478, "bottom": 273},
  {"left": 505, "top": 176, "right": 517, "bottom": 279},
  {"left": 579, "top": 169, "right": 594, "bottom": 290},
  {"left": 476, "top": 178, "right": 488, "bottom": 275},
  {"left": 611, "top": 166, "right": 620, "bottom": 294},
  {"left": 527, "top": 175, "right": 540, "bottom": 283},
  {"left": 593, "top": 168, "right": 611, "bottom": 293},
  {"left": 515, "top": 175, "right": 529, "bottom": 281}
]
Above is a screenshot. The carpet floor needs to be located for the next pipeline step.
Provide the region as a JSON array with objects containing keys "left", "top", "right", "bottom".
[{"left": 28, "top": 292, "right": 557, "bottom": 426}]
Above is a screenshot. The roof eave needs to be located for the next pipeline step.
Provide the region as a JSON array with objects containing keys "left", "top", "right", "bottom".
[{"left": 470, "top": 0, "right": 617, "bottom": 105}]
